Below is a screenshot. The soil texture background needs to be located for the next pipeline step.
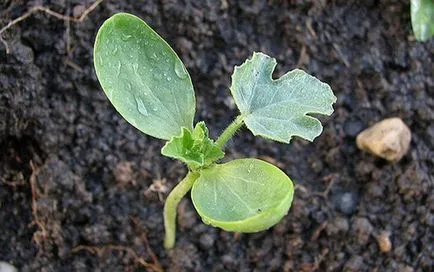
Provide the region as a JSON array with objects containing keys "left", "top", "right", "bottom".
[{"left": 0, "top": 0, "right": 433, "bottom": 271}]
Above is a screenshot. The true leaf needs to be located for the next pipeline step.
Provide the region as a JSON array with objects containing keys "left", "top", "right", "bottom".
[
  {"left": 161, "top": 122, "right": 224, "bottom": 168},
  {"left": 230, "top": 52, "right": 336, "bottom": 143},
  {"left": 191, "top": 158, "right": 294, "bottom": 232},
  {"left": 94, "top": 13, "right": 196, "bottom": 140},
  {"left": 411, "top": 0, "right": 434, "bottom": 41}
]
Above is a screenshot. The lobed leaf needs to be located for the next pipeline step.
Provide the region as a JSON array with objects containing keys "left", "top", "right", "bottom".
[
  {"left": 161, "top": 122, "right": 224, "bottom": 168},
  {"left": 411, "top": 0, "right": 434, "bottom": 41},
  {"left": 94, "top": 13, "right": 196, "bottom": 140},
  {"left": 191, "top": 159, "right": 294, "bottom": 232},
  {"left": 230, "top": 52, "right": 336, "bottom": 143}
]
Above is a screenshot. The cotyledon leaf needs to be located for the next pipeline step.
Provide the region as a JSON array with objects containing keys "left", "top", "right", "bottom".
[
  {"left": 191, "top": 159, "right": 294, "bottom": 232},
  {"left": 230, "top": 52, "right": 336, "bottom": 143},
  {"left": 94, "top": 13, "right": 195, "bottom": 140}
]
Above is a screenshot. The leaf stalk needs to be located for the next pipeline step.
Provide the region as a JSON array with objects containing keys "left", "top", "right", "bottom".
[{"left": 215, "top": 115, "right": 244, "bottom": 149}]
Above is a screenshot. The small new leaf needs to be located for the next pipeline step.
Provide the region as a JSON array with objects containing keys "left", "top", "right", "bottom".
[
  {"left": 231, "top": 52, "right": 336, "bottom": 143},
  {"left": 161, "top": 122, "right": 224, "bottom": 168}
]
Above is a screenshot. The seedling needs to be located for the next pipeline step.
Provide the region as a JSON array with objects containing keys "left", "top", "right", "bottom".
[{"left": 94, "top": 13, "right": 336, "bottom": 249}]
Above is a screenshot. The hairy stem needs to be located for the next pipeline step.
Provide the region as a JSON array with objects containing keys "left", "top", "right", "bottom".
[
  {"left": 164, "top": 171, "right": 200, "bottom": 249},
  {"left": 215, "top": 115, "right": 244, "bottom": 149}
]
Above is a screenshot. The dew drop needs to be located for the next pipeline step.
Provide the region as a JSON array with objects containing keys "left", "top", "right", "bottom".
[
  {"left": 151, "top": 52, "right": 158, "bottom": 60},
  {"left": 135, "top": 96, "right": 149, "bottom": 116},
  {"left": 112, "top": 46, "right": 118, "bottom": 54},
  {"left": 153, "top": 107, "right": 157, "bottom": 111},
  {"left": 167, "top": 76, "right": 171, "bottom": 81},
  {"left": 174, "top": 61, "right": 188, "bottom": 79},
  {"left": 247, "top": 163, "right": 254, "bottom": 173},
  {"left": 121, "top": 33, "right": 133, "bottom": 41},
  {"left": 106, "top": 88, "right": 114, "bottom": 100},
  {"left": 153, "top": 73, "right": 163, "bottom": 80},
  {"left": 132, "top": 63, "right": 139, "bottom": 75},
  {"left": 116, "top": 61, "right": 122, "bottom": 77}
]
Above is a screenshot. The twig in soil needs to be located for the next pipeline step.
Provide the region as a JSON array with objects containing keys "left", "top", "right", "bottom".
[
  {"left": 1, "top": 178, "right": 26, "bottom": 187},
  {"left": 299, "top": 248, "right": 329, "bottom": 272},
  {"left": 0, "top": 0, "right": 103, "bottom": 54},
  {"left": 296, "top": 45, "right": 308, "bottom": 67},
  {"left": 29, "top": 160, "right": 48, "bottom": 246},
  {"left": 306, "top": 18, "right": 317, "bottom": 38},
  {"left": 313, "top": 173, "right": 338, "bottom": 198},
  {"left": 310, "top": 221, "right": 328, "bottom": 241},
  {"left": 72, "top": 245, "right": 163, "bottom": 272},
  {"left": 64, "top": 58, "right": 84, "bottom": 73},
  {"left": 129, "top": 217, "right": 163, "bottom": 270},
  {"left": 332, "top": 43, "right": 350, "bottom": 68}
]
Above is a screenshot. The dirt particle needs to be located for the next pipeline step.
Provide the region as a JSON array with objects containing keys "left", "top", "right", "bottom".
[
  {"left": 113, "top": 161, "right": 135, "bottom": 186},
  {"left": 352, "top": 217, "right": 373, "bottom": 245},
  {"left": 344, "top": 255, "right": 364, "bottom": 271},
  {"left": 326, "top": 217, "right": 349, "bottom": 236},
  {"left": 199, "top": 233, "right": 215, "bottom": 249},
  {"left": 376, "top": 231, "right": 392, "bottom": 253}
]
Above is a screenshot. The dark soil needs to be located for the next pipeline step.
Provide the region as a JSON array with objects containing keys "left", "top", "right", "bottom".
[{"left": 1, "top": 0, "right": 433, "bottom": 271}]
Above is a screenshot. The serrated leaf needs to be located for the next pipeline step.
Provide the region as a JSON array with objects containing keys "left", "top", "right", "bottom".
[
  {"left": 191, "top": 159, "right": 294, "bottom": 232},
  {"left": 230, "top": 52, "right": 336, "bottom": 143},
  {"left": 411, "top": 0, "right": 434, "bottom": 41},
  {"left": 94, "top": 13, "right": 196, "bottom": 140},
  {"left": 161, "top": 122, "right": 224, "bottom": 168}
]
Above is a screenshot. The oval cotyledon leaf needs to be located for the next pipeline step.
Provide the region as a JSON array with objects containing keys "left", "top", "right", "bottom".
[
  {"left": 94, "top": 13, "right": 195, "bottom": 140},
  {"left": 231, "top": 52, "right": 336, "bottom": 143},
  {"left": 191, "top": 159, "right": 294, "bottom": 232}
]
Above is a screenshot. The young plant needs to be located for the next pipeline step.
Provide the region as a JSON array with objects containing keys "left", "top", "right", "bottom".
[{"left": 94, "top": 13, "right": 336, "bottom": 249}]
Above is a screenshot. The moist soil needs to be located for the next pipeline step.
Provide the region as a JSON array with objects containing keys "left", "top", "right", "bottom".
[{"left": 0, "top": 0, "right": 433, "bottom": 271}]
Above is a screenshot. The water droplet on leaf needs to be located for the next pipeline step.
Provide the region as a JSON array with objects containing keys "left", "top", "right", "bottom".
[
  {"left": 153, "top": 73, "right": 163, "bottom": 80},
  {"left": 132, "top": 63, "right": 139, "bottom": 75},
  {"left": 248, "top": 163, "right": 254, "bottom": 173},
  {"left": 174, "top": 61, "right": 188, "bottom": 79},
  {"left": 121, "top": 34, "right": 133, "bottom": 41},
  {"left": 135, "top": 96, "right": 149, "bottom": 116},
  {"left": 116, "top": 61, "right": 122, "bottom": 77}
]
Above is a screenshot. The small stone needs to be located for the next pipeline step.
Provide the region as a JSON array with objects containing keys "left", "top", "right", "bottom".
[
  {"left": 376, "top": 231, "right": 392, "bottom": 253},
  {"left": 356, "top": 117, "right": 411, "bottom": 162},
  {"left": 335, "top": 191, "right": 359, "bottom": 215},
  {"left": 0, "top": 262, "right": 18, "bottom": 272}
]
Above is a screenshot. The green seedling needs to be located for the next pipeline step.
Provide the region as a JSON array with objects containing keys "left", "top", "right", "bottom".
[
  {"left": 411, "top": 0, "right": 434, "bottom": 41},
  {"left": 94, "top": 13, "right": 336, "bottom": 249}
]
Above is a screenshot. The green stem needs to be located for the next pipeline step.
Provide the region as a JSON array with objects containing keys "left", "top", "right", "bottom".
[
  {"left": 215, "top": 115, "right": 244, "bottom": 149},
  {"left": 164, "top": 171, "right": 199, "bottom": 249}
]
